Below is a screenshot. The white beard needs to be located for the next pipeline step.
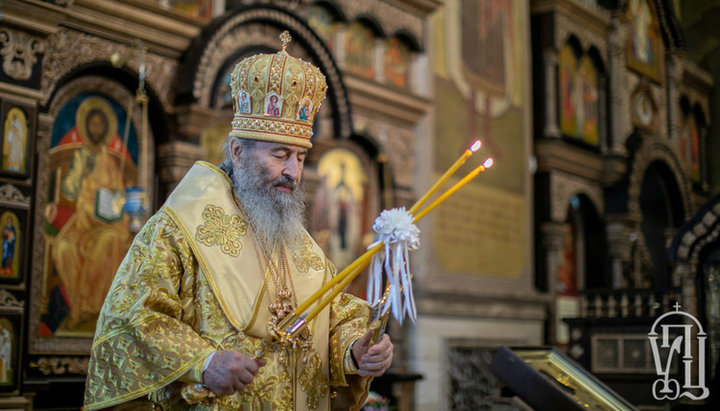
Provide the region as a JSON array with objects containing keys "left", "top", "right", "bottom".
[{"left": 231, "top": 151, "right": 306, "bottom": 250}]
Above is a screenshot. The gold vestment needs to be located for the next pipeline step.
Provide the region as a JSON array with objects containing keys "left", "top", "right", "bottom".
[{"left": 84, "top": 162, "right": 371, "bottom": 410}]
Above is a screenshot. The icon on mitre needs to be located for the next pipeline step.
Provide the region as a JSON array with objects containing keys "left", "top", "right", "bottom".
[
  {"left": 264, "top": 92, "right": 283, "bottom": 117},
  {"left": 238, "top": 89, "right": 252, "bottom": 114},
  {"left": 296, "top": 97, "right": 313, "bottom": 121}
]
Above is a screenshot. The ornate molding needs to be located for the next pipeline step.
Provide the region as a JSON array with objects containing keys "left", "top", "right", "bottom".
[
  {"left": 627, "top": 137, "right": 692, "bottom": 222},
  {"left": 555, "top": 11, "right": 608, "bottom": 57},
  {"left": 41, "top": 28, "right": 177, "bottom": 110},
  {"left": 188, "top": 6, "right": 353, "bottom": 138},
  {"left": 336, "top": 0, "right": 424, "bottom": 45},
  {"left": 672, "top": 200, "right": 720, "bottom": 263},
  {"left": 193, "top": 22, "right": 283, "bottom": 108},
  {"left": 549, "top": 171, "right": 604, "bottom": 223},
  {"left": 0, "top": 289, "right": 23, "bottom": 310},
  {"left": 352, "top": 111, "right": 415, "bottom": 189},
  {"left": 607, "top": 17, "right": 630, "bottom": 155},
  {"left": 39, "top": 0, "right": 74, "bottom": 6},
  {"left": 29, "top": 356, "right": 89, "bottom": 376},
  {"left": 0, "top": 184, "right": 30, "bottom": 209},
  {"left": 540, "top": 221, "right": 566, "bottom": 251},
  {"left": 380, "top": 0, "right": 441, "bottom": 16},
  {"left": 0, "top": 27, "right": 46, "bottom": 81}
]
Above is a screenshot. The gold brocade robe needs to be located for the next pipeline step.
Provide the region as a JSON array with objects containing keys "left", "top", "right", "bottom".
[{"left": 84, "top": 162, "right": 372, "bottom": 410}]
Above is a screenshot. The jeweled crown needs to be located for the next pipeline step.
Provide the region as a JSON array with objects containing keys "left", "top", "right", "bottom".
[{"left": 229, "top": 31, "right": 327, "bottom": 148}]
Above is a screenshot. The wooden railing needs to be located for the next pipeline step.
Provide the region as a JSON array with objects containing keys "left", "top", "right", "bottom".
[{"left": 577, "top": 288, "right": 681, "bottom": 318}]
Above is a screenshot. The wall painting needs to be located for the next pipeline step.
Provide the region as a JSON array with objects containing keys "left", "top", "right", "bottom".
[{"left": 431, "top": 0, "right": 530, "bottom": 278}]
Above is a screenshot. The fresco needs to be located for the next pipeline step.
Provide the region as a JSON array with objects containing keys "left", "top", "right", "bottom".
[{"left": 431, "top": 0, "right": 530, "bottom": 277}]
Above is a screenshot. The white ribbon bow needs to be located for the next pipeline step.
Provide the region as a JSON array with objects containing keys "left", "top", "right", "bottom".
[{"left": 366, "top": 207, "right": 420, "bottom": 324}]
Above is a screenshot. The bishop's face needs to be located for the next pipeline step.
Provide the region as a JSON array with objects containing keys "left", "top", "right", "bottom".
[
  {"left": 249, "top": 141, "right": 308, "bottom": 194},
  {"left": 230, "top": 139, "right": 308, "bottom": 247}
]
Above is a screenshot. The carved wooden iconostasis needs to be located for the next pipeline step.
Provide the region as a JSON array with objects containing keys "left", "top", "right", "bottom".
[{"left": 0, "top": 14, "right": 44, "bottom": 409}]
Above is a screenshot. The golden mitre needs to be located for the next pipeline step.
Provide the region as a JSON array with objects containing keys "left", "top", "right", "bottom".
[{"left": 229, "top": 31, "right": 327, "bottom": 148}]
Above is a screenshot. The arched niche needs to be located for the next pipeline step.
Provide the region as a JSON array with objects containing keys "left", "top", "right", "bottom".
[
  {"left": 669, "top": 192, "right": 720, "bottom": 376},
  {"left": 628, "top": 135, "right": 691, "bottom": 224},
  {"left": 306, "top": 0, "right": 347, "bottom": 52},
  {"left": 638, "top": 160, "right": 685, "bottom": 288},
  {"left": 304, "top": 136, "right": 383, "bottom": 297},
  {"left": 177, "top": 4, "right": 354, "bottom": 142},
  {"left": 559, "top": 194, "right": 606, "bottom": 292}
]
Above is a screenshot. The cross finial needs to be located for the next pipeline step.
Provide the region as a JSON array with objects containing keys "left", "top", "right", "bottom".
[
  {"left": 280, "top": 30, "right": 292, "bottom": 54},
  {"left": 673, "top": 302, "right": 682, "bottom": 311}
]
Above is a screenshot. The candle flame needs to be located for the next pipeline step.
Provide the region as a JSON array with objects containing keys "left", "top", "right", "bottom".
[
  {"left": 470, "top": 140, "right": 482, "bottom": 152},
  {"left": 483, "top": 158, "right": 494, "bottom": 168}
]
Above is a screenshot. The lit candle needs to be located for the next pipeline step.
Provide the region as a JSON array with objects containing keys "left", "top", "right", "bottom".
[
  {"left": 296, "top": 158, "right": 494, "bottom": 328},
  {"left": 291, "top": 141, "right": 482, "bottom": 317},
  {"left": 412, "top": 158, "right": 494, "bottom": 222},
  {"left": 409, "top": 140, "right": 481, "bottom": 214}
]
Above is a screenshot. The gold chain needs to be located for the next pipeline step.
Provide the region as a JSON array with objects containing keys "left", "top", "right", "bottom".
[{"left": 254, "top": 237, "right": 298, "bottom": 319}]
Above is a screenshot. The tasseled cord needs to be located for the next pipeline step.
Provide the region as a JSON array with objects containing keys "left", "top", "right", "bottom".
[{"left": 366, "top": 207, "right": 420, "bottom": 324}]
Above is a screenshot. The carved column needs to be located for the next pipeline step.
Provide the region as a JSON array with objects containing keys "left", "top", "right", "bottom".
[
  {"left": 666, "top": 53, "right": 682, "bottom": 145},
  {"left": 374, "top": 38, "right": 384, "bottom": 83},
  {"left": 606, "top": 216, "right": 631, "bottom": 289},
  {"left": 676, "top": 262, "right": 698, "bottom": 317},
  {"left": 156, "top": 141, "right": 207, "bottom": 199},
  {"left": 607, "top": 16, "right": 628, "bottom": 155},
  {"left": 541, "top": 222, "right": 567, "bottom": 292},
  {"left": 598, "top": 75, "right": 608, "bottom": 153},
  {"left": 542, "top": 48, "right": 561, "bottom": 138},
  {"left": 541, "top": 221, "right": 567, "bottom": 344},
  {"left": 333, "top": 26, "right": 346, "bottom": 71}
]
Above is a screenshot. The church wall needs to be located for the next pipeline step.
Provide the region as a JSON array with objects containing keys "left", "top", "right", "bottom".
[
  {"left": 423, "top": 0, "right": 536, "bottom": 286},
  {"left": 409, "top": 1, "right": 546, "bottom": 407}
]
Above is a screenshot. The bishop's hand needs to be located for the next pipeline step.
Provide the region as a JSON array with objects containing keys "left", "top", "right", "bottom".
[
  {"left": 351, "top": 330, "right": 393, "bottom": 377},
  {"left": 202, "top": 351, "right": 267, "bottom": 395}
]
